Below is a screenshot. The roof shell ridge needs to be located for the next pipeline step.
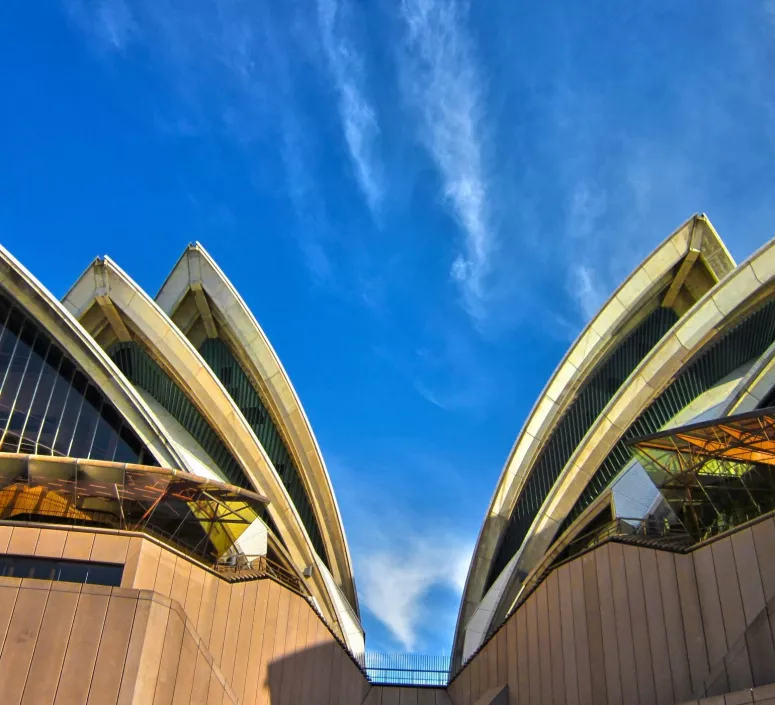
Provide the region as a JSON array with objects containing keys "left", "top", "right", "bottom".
[
  {"left": 156, "top": 241, "right": 360, "bottom": 616},
  {"left": 450, "top": 212, "right": 734, "bottom": 665},
  {"left": 488, "top": 231, "right": 775, "bottom": 634},
  {"left": 0, "top": 244, "right": 184, "bottom": 470}
]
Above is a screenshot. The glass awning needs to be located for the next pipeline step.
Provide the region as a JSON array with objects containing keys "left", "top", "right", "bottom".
[
  {"left": 629, "top": 407, "right": 775, "bottom": 541},
  {"left": 0, "top": 454, "right": 269, "bottom": 564}
]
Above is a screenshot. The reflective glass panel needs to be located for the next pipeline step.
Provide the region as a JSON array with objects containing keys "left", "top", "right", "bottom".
[{"left": 0, "top": 288, "right": 156, "bottom": 465}]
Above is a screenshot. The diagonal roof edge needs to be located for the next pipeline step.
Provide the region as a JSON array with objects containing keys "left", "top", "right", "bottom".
[
  {"left": 155, "top": 242, "right": 358, "bottom": 615},
  {"left": 61, "top": 254, "right": 350, "bottom": 640},
  {"left": 719, "top": 338, "right": 775, "bottom": 416},
  {"left": 0, "top": 245, "right": 185, "bottom": 471},
  {"left": 452, "top": 213, "right": 735, "bottom": 665},
  {"left": 485, "top": 229, "right": 775, "bottom": 638}
]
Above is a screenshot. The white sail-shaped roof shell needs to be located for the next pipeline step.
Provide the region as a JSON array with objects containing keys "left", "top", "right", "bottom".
[
  {"left": 62, "top": 256, "right": 359, "bottom": 646},
  {"left": 155, "top": 243, "right": 358, "bottom": 613},
  {"left": 453, "top": 215, "right": 735, "bottom": 665},
  {"left": 0, "top": 245, "right": 186, "bottom": 470}
]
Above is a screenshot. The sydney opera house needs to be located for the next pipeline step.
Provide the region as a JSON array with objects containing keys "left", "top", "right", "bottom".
[{"left": 2, "top": 213, "right": 775, "bottom": 704}]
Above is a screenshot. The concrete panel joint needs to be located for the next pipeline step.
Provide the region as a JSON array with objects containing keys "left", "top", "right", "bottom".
[{"left": 473, "top": 684, "right": 508, "bottom": 705}]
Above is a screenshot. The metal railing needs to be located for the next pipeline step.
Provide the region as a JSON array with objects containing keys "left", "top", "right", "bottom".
[
  {"left": 359, "top": 653, "right": 450, "bottom": 686},
  {"left": 214, "top": 554, "right": 306, "bottom": 594}
]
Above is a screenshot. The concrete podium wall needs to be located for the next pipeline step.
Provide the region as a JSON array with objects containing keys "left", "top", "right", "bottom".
[
  {"left": 447, "top": 516, "right": 775, "bottom": 705},
  {"left": 0, "top": 579, "right": 239, "bottom": 705},
  {"left": 3, "top": 520, "right": 775, "bottom": 705},
  {"left": 0, "top": 525, "right": 370, "bottom": 705},
  {"left": 363, "top": 686, "right": 454, "bottom": 704}
]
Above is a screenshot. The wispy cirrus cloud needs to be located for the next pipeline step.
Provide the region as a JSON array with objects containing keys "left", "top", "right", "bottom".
[
  {"left": 317, "top": 0, "right": 383, "bottom": 214},
  {"left": 66, "top": 0, "right": 136, "bottom": 50},
  {"left": 329, "top": 451, "right": 479, "bottom": 652},
  {"left": 357, "top": 531, "right": 472, "bottom": 651},
  {"left": 398, "top": 0, "right": 494, "bottom": 322},
  {"left": 568, "top": 263, "right": 608, "bottom": 322},
  {"left": 63, "top": 0, "right": 346, "bottom": 283}
]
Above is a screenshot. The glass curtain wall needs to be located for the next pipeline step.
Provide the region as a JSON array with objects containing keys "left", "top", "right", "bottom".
[
  {"left": 198, "top": 338, "right": 330, "bottom": 569},
  {"left": 0, "top": 290, "right": 156, "bottom": 465}
]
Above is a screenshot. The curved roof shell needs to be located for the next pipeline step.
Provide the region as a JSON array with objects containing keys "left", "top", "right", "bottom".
[
  {"left": 453, "top": 214, "right": 735, "bottom": 664},
  {"left": 62, "top": 256, "right": 354, "bottom": 641},
  {"left": 485, "top": 233, "right": 775, "bottom": 642},
  {"left": 155, "top": 243, "right": 357, "bottom": 612},
  {"left": 718, "top": 338, "right": 775, "bottom": 415},
  {"left": 0, "top": 245, "right": 186, "bottom": 470}
]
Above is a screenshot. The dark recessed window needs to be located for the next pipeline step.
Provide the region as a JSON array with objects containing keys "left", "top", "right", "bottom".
[{"left": 0, "top": 554, "right": 123, "bottom": 587}]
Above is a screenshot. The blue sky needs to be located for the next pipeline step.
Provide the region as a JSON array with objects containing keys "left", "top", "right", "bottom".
[{"left": 3, "top": 0, "right": 775, "bottom": 655}]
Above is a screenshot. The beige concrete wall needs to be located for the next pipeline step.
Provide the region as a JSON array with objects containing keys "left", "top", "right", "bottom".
[
  {"left": 0, "top": 525, "right": 371, "bottom": 705},
  {"left": 448, "top": 518, "right": 775, "bottom": 705},
  {"left": 363, "top": 686, "right": 453, "bottom": 705},
  {"left": 679, "top": 682, "right": 775, "bottom": 704},
  {"left": 7, "top": 521, "right": 775, "bottom": 705},
  {"left": 0, "top": 578, "right": 238, "bottom": 705},
  {"left": 120, "top": 535, "right": 369, "bottom": 705}
]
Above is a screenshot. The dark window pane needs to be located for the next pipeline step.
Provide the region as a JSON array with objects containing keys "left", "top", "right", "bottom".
[
  {"left": 23, "top": 344, "right": 58, "bottom": 454},
  {"left": 0, "top": 289, "right": 154, "bottom": 464},
  {"left": 13, "top": 333, "right": 47, "bottom": 453},
  {"left": 53, "top": 383, "right": 83, "bottom": 456},
  {"left": 69, "top": 385, "right": 101, "bottom": 458},
  {"left": 91, "top": 413, "right": 119, "bottom": 461},
  {"left": 38, "top": 367, "right": 72, "bottom": 454},
  {"left": 0, "top": 555, "right": 122, "bottom": 587}
]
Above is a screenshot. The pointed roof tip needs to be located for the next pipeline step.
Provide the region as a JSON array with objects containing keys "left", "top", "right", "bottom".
[{"left": 155, "top": 239, "right": 360, "bottom": 617}]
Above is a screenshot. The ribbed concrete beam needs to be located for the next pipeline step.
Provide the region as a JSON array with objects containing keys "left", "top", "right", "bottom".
[
  {"left": 156, "top": 243, "right": 359, "bottom": 617},
  {"left": 62, "top": 256, "right": 348, "bottom": 642},
  {"left": 452, "top": 214, "right": 734, "bottom": 666}
]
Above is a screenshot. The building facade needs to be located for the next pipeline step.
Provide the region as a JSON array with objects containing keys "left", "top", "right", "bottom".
[
  {"left": 448, "top": 213, "right": 775, "bottom": 704},
  {"left": 3, "top": 213, "right": 775, "bottom": 705},
  {"left": 0, "top": 239, "right": 372, "bottom": 703}
]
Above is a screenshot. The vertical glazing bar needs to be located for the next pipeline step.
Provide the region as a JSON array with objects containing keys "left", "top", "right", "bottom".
[
  {"left": 0, "top": 326, "right": 37, "bottom": 448},
  {"left": 33, "top": 346, "right": 61, "bottom": 453},
  {"left": 85, "top": 398, "right": 104, "bottom": 459},
  {"left": 17, "top": 338, "right": 51, "bottom": 452},
  {"left": 63, "top": 382, "right": 86, "bottom": 458},
  {"left": 50, "top": 365, "right": 75, "bottom": 455}
]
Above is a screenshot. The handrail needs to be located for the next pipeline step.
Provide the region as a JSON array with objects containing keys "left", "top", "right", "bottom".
[
  {"left": 358, "top": 653, "right": 450, "bottom": 686},
  {"left": 213, "top": 554, "right": 307, "bottom": 595}
]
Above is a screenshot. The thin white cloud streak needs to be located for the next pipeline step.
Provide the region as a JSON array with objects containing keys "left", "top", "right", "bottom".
[
  {"left": 65, "top": 0, "right": 346, "bottom": 285},
  {"left": 563, "top": 180, "right": 610, "bottom": 322},
  {"left": 560, "top": 144, "right": 704, "bottom": 325},
  {"left": 329, "top": 451, "right": 477, "bottom": 652},
  {"left": 399, "top": 0, "right": 494, "bottom": 321},
  {"left": 66, "top": 0, "right": 136, "bottom": 50},
  {"left": 357, "top": 532, "right": 472, "bottom": 651},
  {"left": 317, "top": 0, "right": 383, "bottom": 214},
  {"left": 568, "top": 264, "right": 608, "bottom": 322}
]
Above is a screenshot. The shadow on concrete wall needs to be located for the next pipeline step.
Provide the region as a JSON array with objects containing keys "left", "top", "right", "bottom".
[
  {"left": 265, "top": 639, "right": 370, "bottom": 704},
  {"left": 266, "top": 644, "right": 456, "bottom": 705}
]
